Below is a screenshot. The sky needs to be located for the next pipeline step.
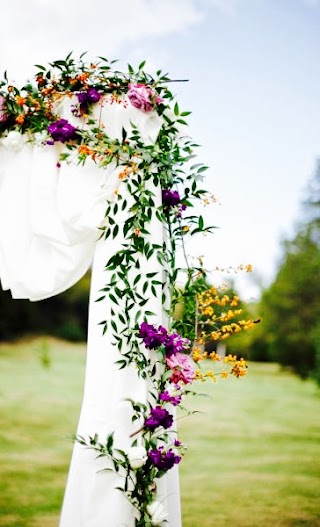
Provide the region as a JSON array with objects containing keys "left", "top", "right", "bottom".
[{"left": 1, "top": 0, "right": 320, "bottom": 299}]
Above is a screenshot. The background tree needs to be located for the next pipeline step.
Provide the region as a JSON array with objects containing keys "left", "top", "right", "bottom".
[
  {"left": 247, "top": 159, "right": 320, "bottom": 381},
  {"left": 0, "top": 272, "right": 91, "bottom": 342}
]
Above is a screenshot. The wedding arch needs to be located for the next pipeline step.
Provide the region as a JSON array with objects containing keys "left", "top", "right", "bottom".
[{"left": 0, "top": 54, "right": 251, "bottom": 526}]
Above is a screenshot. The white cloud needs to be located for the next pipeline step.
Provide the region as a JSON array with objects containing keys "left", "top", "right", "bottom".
[
  {"left": 0, "top": 0, "right": 205, "bottom": 82},
  {"left": 0, "top": 0, "right": 241, "bottom": 82}
]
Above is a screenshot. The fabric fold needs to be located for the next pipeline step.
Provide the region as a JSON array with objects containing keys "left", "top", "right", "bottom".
[{"left": 0, "top": 96, "right": 163, "bottom": 301}]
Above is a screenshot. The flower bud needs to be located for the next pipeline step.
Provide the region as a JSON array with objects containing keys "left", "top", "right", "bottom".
[
  {"left": 147, "top": 500, "right": 168, "bottom": 525},
  {"left": 127, "top": 446, "right": 147, "bottom": 470}
]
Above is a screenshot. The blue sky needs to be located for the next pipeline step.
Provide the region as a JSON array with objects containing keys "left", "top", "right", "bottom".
[{"left": 1, "top": 0, "right": 320, "bottom": 298}]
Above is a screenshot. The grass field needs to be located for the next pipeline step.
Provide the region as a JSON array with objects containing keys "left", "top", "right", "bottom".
[{"left": 0, "top": 338, "right": 319, "bottom": 527}]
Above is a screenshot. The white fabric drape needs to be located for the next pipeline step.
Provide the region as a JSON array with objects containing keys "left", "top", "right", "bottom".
[
  {"left": 0, "top": 97, "right": 182, "bottom": 526},
  {"left": 0, "top": 96, "right": 163, "bottom": 301}
]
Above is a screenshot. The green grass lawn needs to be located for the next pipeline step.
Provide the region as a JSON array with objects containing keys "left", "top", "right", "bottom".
[{"left": 0, "top": 338, "right": 319, "bottom": 526}]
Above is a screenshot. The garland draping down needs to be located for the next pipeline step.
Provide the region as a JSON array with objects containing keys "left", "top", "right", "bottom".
[{"left": 0, "top": 55, "right": 252, "bottom": 527}]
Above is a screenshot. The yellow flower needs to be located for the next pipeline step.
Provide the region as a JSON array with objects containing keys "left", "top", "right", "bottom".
[
  {"left": 205, "top": 371, "right": 217, "bottom": 382},
  {"left": 192, "top": 347, "right": 207, "bottom": 362},
  {"left": 195, "top": 370, "right": 206, "bottom": 381},
  {"left": 209, "top": 351, "right": 221, "bottom": 362}
]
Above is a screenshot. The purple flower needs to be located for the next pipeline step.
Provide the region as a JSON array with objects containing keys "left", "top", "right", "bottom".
[
  {"left": 159, "top": 390, "right": 182, "bottom": 406},
  {"left": 138, "top": 322, "right": 190, "bottom": 355},
  {"left": 127, "top": 83, "right": 162, "bottom": 112},
  {"left": 177, "top": 203, "right": 187, "bottom": 218},
  {"left": 139, "top": 322, "right": 168, "bottom": 350},
  {"left": 77, "top": 91, "right": 88, "bottom": 105},
  {"left": 164, "top": 333, "right": 189, "bottom": 355},
  {"left": 0, "top": 95, "right": 8, "bottom": 123},
  {"left": 87, "top": 88, "right": 101, "bottom": 103},
  {"left": 71, "top": 104, "right": 82, "bottom": 118},
  {"left": 148, "top": 448, "right": 181, "bottom": 470},
  {"left": 162, "top": 189, "right": 181, "bottom": 207},
  {"left": 145, "top": 406, "right": 173, "bottom": 431},
  {"left": 48, "top": 119, "right": 77, "bottom": 143},
  {"left": 77, "top": 88, "right": 101, "bottom": 106}
]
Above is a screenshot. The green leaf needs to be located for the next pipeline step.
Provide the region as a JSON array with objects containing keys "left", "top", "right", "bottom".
[
  {"left": 197, "top": 165, "right": 209, "bottom": 173},
  {"left": 95, "top": 296, "right": 105, "bottom": 302},
  {"left": 111, "top": 320, "right": 118, "bottom": 332},
  {"left": 106, "top": 432, "right": 114, "bottom": 452}
]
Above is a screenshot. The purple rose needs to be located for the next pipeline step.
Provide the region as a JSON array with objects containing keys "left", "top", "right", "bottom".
[
  {"left": 48, "top": 119, "right": 77, "bottom": 143},
  {"left": 0, "top": 95, "right": 8, "bottom": 123},
  {"left": 127, "top": 83, "right": 162, "bottom": 112},
  {"left": 145, "top": 406, "right": 173, "bottom": 431},
  {"left": 148, "top": 447, "right": 181, "bottom": 470},
  {"left": 166, "top": 352, "right": 195, "bottom": 385}
]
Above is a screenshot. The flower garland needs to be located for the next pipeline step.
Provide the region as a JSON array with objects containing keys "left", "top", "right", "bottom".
[{"left": 0, "top": 54, "right": 254, "bottom": 526}]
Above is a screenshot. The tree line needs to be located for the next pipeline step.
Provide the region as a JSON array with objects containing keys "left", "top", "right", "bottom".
[
  {"left": 0, "top": 272, "right": 91, "bottom": 342},
  {"left": 231, "top": 159, "right": 320, "bottom": 383}
]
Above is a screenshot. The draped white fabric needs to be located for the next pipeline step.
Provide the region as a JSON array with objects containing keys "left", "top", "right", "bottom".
[
  {"left": 0, "top": 96, "right": 163, "bottom": 301},
  {"left": 0, "top": 98, "right": 182, "bottom": 526}
]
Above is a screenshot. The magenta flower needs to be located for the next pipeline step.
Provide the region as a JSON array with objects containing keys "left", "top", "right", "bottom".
[
  {"left": 145, "top": 406, "right": 173, "bottom": 431},
  {"left": 164, "top": 333, "right": 190, "bottom": 355},
  {"left": 166, "top": 352, "right": 195, "bottom": 385},
  {"left": 48, "top": 119, "right": 77, "bottom": 143},
  {"left": 148, "top": 447, "right": 181, "bottom": 470},
  {"left": 139, "top": 322, "right": 168, "bottom": 349},
  {"left": 162, "top": 189, "right": 181, "bottom": 207},
  {"left": 0, "top": 95, "right": 8, "bottom": 123},
  {"left": 138, "top": 322, "right": 190, "bottom": 355},
  {"left": 159, "top": 390, "right": 182, "bottom": 406},
  {"left": 87, "top": 88, "right": 102, "bottom": 103},
  {"left": 162, "top": 189, "right": 187, "bottom": 216},
  {"left": 127, "top": 83, "right": 162, "bottom": 112},
  {"left": 77, "top": 88, "right": 101, "bottom": 105}
]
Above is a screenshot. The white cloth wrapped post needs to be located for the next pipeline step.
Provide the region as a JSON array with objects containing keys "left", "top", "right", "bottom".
[{"left": 60, "top": 181, "right": 181, "bottom": 527}]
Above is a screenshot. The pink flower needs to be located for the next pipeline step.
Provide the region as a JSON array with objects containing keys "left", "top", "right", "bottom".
[
  {"left": 127, "top": 83, "right": 162, "bottom": 112},
  {"left": 0, "top": 95, "right": 8, "bottom": 123},
  {"left": 166, "top": 352, "right": 195, "bottom": 384}
]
